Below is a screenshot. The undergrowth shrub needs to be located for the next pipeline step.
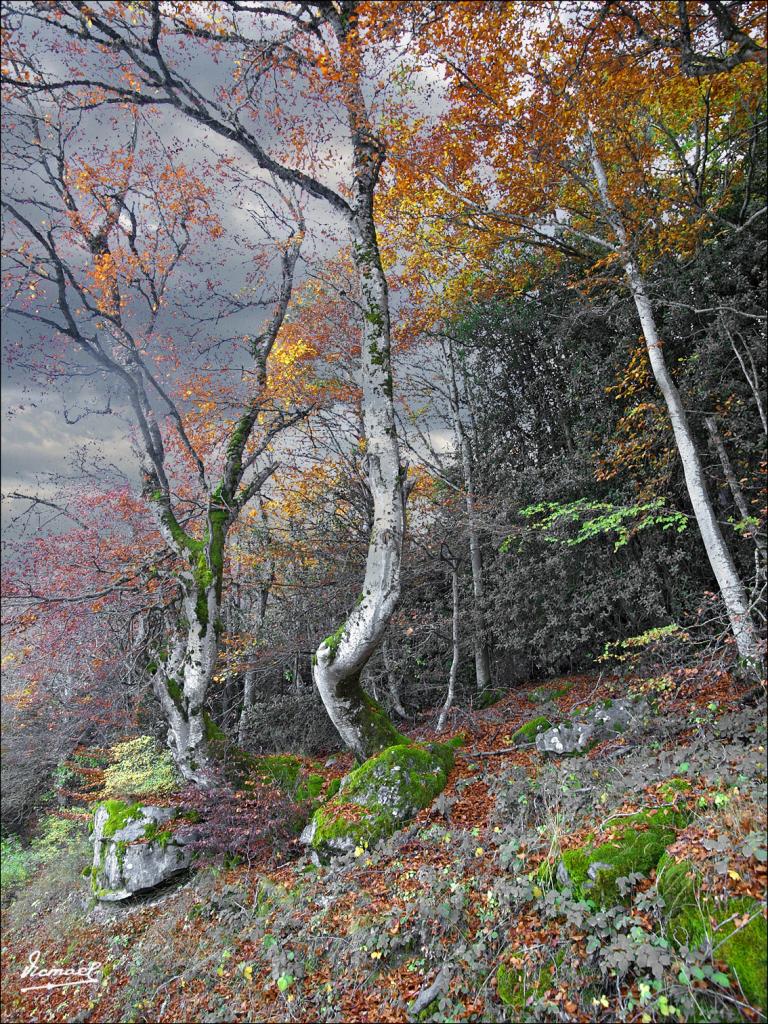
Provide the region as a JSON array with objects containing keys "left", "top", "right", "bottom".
[
  {"left": 180, "top": 767, "right": 305, "bottom": 867},
  {"left": 0, "top": 835, "right": 33, "bottom": 896},
  {"left": 53, "top": 747, "right": 109, "bottom": 804},
  {"left": 31, "top": 813, "right": 88, "bottom": 863},
  {"left": 2, "top": 810, "right": 91, "bottom": 901},
  {"left": 102, "top": 735, "right": 182, "bottom": 798}
]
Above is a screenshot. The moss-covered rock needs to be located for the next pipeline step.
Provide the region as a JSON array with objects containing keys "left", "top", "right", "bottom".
[
  {"left": 302, "top": 741, "right": 457, "bottom": 862},
  {"left": 90, "top": 802, "right": 193, "bottom": 901},
  {"left": 476, "top": 688, "right": 506, "bottom": 709},
  {"left": 511, "top": 716, "right": 553, "bottom": 745},
  {"left": 98, "top": 799, "right": 143, "bottom": 839},
  {"left": 559, "top": 806, "right": 688, "bottom": 906}
]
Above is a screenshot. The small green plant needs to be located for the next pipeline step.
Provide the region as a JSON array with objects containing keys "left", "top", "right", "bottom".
[
  {"left": 0, "top": 836, "right": 34, "bottom": 894},
  {"left": 506, "top": 496, "right": 688, "bottom": 553},
  {"left": 600, "top": 626, "right": 685, "bottom": 665}
]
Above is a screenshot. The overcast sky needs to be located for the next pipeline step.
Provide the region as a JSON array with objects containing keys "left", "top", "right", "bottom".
[{"left": 0, "top": 5, "right": 452, "bottom": 541}]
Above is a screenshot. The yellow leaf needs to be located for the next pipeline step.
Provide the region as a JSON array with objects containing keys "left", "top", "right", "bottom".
[{"left": 728, "top": 870, "right": 741, "bottom": 881}]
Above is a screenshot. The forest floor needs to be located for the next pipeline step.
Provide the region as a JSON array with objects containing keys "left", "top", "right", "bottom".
[{"left": 1, "top": 667, "right": 766, "bottom": 1024}]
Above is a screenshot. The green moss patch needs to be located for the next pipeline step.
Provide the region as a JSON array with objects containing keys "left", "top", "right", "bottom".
[
  {"left": 98, "top": 800, "right": 143, "bottom": 839},
  {"left": 511, "top": 716, "right": 552, "bottom": 745},
  {"left": 308, "top": 742, "right": 455, "bottom": 861},
  {"left": 143, "top": 823, "right": 173, "bottom": 849},
  {"left": 356, "top": 693, "right": 409, "bottom": 755},
  {"left": 656, "top": 852, "right": 701, "bottom": 916},
  {"left": 252, "top": 755, "right": 327, "bottom": 805},
  {"left": 497, "top": 961, "right": 553, "bottom": 1008},
  {"left": 672, "top": 896, "right": 767, "bottom": 1015},
  {"left": 714, "top": 900, "right": 767, "bottom": 1016},
  {"left": 530, "top": 682, "right": 573, "bottom": 703},
  {"left": 656, "top": 777, "right": 692, "bottom": 803},
  {"left": 560, "top": 806, "right": 688, "bottom": 906},
  {"left": 657, "top": 857, "right": 767, "bottom": 1015}
]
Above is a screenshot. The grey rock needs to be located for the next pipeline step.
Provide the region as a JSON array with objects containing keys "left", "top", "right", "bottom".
[
  {"left": 535, "top": 698, "right": 650, "bottom": 756},
  {"left": 536, "top": 721, "right": 595, "bottom": 755},
  {"left": 587, "top": 860, "right": 614, "bottom": 880},
  {"left": 299, "top": 818, "right": 317, "bottom": 846},
  {"left": 90, "top": 804, "right": 193, "bottom": 901},
  {"left": 556, "top": 860, "right": 572, "bottom": 887}
]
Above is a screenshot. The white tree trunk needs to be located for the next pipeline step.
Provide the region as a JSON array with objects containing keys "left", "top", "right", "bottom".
[
  {"left": 312, "top": 211, "right": 407, "bottom": 761},
  {"left": 152, "top": 583, "right": 220, "bottom": 784},
  {"left": 437, "top": 565, "right": 460, "bottom": 732},
  {"left": 445, "top": 337, "right": 491, "bottom": 690},
  {"left": 587, "top": 131, "right": 762, "bottom": 671}
]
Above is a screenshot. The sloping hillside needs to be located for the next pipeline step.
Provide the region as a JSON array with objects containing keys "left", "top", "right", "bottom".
[{"left": 2, "top": 669, "right": 765, "bottom": 1024}]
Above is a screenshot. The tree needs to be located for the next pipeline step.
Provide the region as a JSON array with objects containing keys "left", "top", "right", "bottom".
[
  {"left": 2, "top": 0, "right": 411, "bottom": 759},
  {"left": 383, "top": 1, "right": 766, "bottom": 672},
  {"left": 1, "top": 88, "right": 307, "bottom": 780},
  {"left": 608, "top": 1, "right": 767, "bottom": 78}
]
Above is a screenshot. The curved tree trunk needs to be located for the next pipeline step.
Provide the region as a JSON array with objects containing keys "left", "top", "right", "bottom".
[
  {"left": 310, "top": 10, "right": 407, "bottom": 762},
  {"left": 312, "top": 207, "right": 407, "bottom": 761},
  {"left": 587, "top": 131, "right": 763, "bottom": 673},
  {"left": 149, "top": 502, "right": 229, "bottom": 784}
]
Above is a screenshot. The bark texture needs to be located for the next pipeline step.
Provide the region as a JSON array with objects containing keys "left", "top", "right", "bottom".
[{"left": 437, "top": 564, "right": 460, "bottom": 732}]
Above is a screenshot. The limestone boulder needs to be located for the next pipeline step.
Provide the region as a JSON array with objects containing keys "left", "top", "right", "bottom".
[
  {"left": 535, "top": 698, "right": 650, "bottom": 755},
  {"left": 90, "top": 802, "right": 197, "bottom": 901}
]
